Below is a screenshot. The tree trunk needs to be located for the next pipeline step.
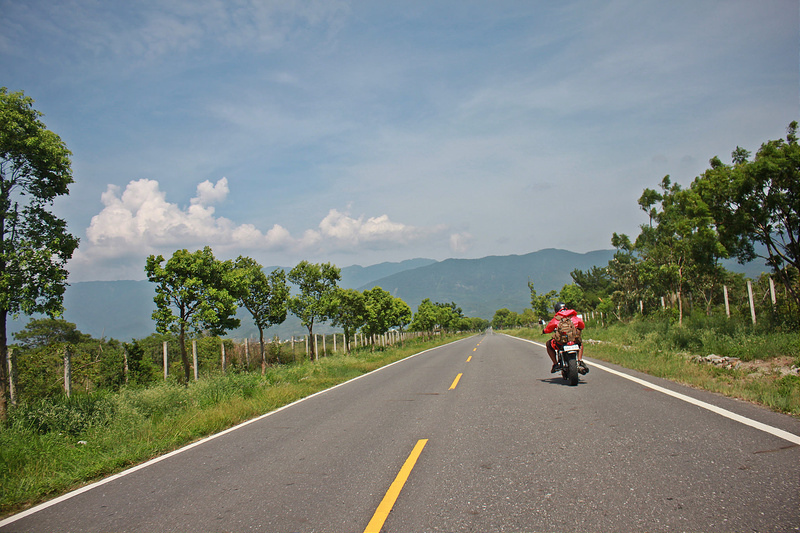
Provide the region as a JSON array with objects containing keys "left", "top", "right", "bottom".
[
  {"left": 179, "top": 325, "right": 190, "bottom": 385},
  {"left": 0, "top": 309, "right": 8, "bottom": 421},
  {"left": 259, "top": 326, "right": 266, "bottom": 374}
]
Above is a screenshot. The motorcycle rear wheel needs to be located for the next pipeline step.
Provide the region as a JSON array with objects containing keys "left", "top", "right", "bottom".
[{"left": 566, "top": 358, "right": 579, "bottom": 386}]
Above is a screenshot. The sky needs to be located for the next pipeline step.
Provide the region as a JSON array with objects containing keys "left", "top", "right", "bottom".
[{"left": 1, "top": 0, "right": 798, "bottom": 282}]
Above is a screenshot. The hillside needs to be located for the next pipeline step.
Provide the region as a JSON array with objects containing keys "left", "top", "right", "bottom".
[
  {"left": 5, "top": 249, "right": 769, "bottom": 342},
  {"left": 358, "top": 249, "right": 616, "bottom": 319}
]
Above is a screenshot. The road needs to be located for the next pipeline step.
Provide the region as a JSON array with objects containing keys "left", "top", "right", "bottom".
[{"left": 2, "top": 331, "right": 798, "bottom": 532}]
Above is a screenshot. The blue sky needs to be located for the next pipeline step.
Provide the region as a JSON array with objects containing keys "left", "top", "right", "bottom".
[{"left": 2, "top": 0, "right": 797, "bottom": 282}]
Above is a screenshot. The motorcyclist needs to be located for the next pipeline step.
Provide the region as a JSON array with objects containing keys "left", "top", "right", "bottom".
[{"left": 542, "top": 302, "right": 588, "bottom": 374}]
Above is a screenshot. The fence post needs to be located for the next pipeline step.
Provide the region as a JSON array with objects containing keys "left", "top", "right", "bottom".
[
  {"left": 769, "top": 277, "right": 777, "bottom": 307},
  {"left": 163, "top": 341, "right": 168, "bottom": 380},
  {"left": 193, "top": 339, "right": 199, "bottom": 381},
  {"left": 8, "top": 347, "right": 17, "bottom": 406},
  {"left": 64, "top": 345, "right": 72, "bottom": 397},
  {"left": 723, "top": 285, "right": 730, "bottom": 318},
  {"left": 747, "top": 280, "right": 757, "bottom": 324},
  {"left": 245, "top": 338, "right": 250, "bottom": 368},
  {"left": 221, "top": 340, "right": 226, "bottom": 373}
]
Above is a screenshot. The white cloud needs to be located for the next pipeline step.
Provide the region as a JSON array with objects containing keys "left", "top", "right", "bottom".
[
  {"left": 70, "top": 178, "right": 441, "bottom": 281},
  {"left": 450, "top": 232, "right": 474, "bottom": 254}
]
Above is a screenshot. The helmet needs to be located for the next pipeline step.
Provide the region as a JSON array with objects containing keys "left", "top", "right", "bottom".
[{"left": 554, "top": 302, "right": 566, "bottom": 314}]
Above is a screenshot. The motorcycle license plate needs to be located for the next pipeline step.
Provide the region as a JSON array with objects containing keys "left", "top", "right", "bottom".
[{"left": 563, "top": 344, "right": 580, "bottom": 352}]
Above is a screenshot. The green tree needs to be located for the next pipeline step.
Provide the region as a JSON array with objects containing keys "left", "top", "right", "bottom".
[
  {"left": 330, "top": 288, "right": 366, "bottom": 352},
  {"left": 287, "top": 261, "right": 340, "bottom": 360},
  {"left": 0, "top": 88, "right": 79, "bottom": 418},
  {"left": 491, "top": 308, "right": 518, "bottom": 329},
  {"left": 570, "top": 266, "right": 613, "bottom": 310},
  {"left": 235, "top": 256, "right": 288, "bottom": 373},
  {"left": 694, "top": 122, "right": 800, "bottom": 306},
  {"left": 558, "top": 284, "right": 584, "bottom": 311},
  {"left": 528, "top": 280, "right": 557, "bottom": 320},
  {"left": 634, "top": 176, "right": 727, "bottom": 323},
  {"left": 145, "top": 247, "right": 243, "bottom": 384},
  {"left": 410, "top": 298, "right": 438, "bottom": 334},
  {"left": 362, "top": 287, "right": 411, "bottom": 343},
  {"left": 393, "top": 298, "right": 413, "bottom": 332}
]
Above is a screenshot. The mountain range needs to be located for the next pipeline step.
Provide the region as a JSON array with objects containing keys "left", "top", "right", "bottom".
[{"left": 6, "top": 248, "right": 768, "bottom": 342}]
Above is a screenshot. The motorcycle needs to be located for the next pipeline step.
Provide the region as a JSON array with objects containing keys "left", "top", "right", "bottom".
[{"left": 556, "top": 342, "right": 588, "bottom": 386}]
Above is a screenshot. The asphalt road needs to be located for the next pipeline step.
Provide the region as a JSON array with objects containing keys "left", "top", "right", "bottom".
[{"left": 2, "top": 331, "right": 798, "bottom": 532}]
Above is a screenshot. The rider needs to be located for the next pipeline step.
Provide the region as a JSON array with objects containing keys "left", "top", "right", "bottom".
[{"left": 542, "top": 302, "right": 587, "bottom": 374}]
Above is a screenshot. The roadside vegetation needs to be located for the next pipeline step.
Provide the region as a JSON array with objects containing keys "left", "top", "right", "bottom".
[
  {"left": 0, "top": 332, "right": 471, "bottom": 517},
  {"left": 506, "top": 313, "right": 799, "bottom": 416}
]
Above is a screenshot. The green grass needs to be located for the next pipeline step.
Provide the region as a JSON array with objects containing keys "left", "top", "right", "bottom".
[
  {"left": 507, "top": 318, "right": 800, "bottom": 417},
  {"left": 0, "top": 333, "right": 470, "bottom": 517}
]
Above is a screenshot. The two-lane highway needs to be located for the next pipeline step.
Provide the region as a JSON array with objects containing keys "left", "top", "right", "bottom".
[{"left": 2, "top": 332, "right": 798, "bottom": 532}]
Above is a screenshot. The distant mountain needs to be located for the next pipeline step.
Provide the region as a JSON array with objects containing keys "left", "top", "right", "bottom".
[
  {"left": 358, "top": 249, "right": 617, "bottom": 320},
  {"left": 5, "top": 249, "right": 770, "bottom": 343},
  {"left": 340, "top": 258, "right": 438, "bottom": 288}
]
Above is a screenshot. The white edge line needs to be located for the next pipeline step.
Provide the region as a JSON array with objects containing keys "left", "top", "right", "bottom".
[
  {"left": 0, "top": 336, "right": 476, "bottom": 528},
  {"left": 507, "top": 334, "right": 800, "bottom": 446}
]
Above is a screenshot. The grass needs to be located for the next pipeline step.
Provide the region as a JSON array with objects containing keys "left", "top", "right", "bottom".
[
  {"left": 0, "top": 333, "right": 470, "bottom": 518},
  {"left": 506, "top": 317, "right": 800, "bottom": 417}
]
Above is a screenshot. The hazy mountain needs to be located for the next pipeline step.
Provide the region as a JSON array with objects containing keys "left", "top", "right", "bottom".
[
  {"left": 6, "top": 249, "right": 769, "bottom": 343},
  {"left": 358, "top": 249, "right": 617, "bottom": 320}
]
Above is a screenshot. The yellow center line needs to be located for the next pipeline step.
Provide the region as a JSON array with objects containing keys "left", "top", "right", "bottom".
[
  {"left": 473, "top": 347, "right": 477, "bottom": 351},
  {"left": 364, "top": 439, "right": 429, "bottom": 533},
  {"left": 466, "top": 355, "right": 472, "bottom": 362},
  {"left": 449, "top": 373, "right": 463, "bottom": 390}
]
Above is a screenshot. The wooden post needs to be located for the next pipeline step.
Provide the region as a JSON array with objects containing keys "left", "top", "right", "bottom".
[
  {"left": 163, "top": 341, "right": 168, "bottom": 380},
  {"left": 221, "top": 340, "right": 226, "bottom": 373},
  {"left": 192, "top": 340, "right": 199, "bottom": 381},
  {"left": 123, "top": 345, "right": 129, "bottom": 385},
  {"left": 747, "top": 280, "right": 757, "bottom": 324},
  {"left": 8, "top": 347, "right": 17, "bottom": 406},
  {"left": 723, "top": 285, "right": 730, "bottom": 318},
  {"left": 333, "top": 333, "right": 337, "bottom": 353},
  {"left": 769, "top": 277, "right": 777, "bottom": 306},
  {"left": 64, "top": 345, "right": 72, "bottom": 397},
  {"left": 323, "top": 334, "right": 326, "bottom": 356},
  {"left": 639, "top": 300, "right": 644, "bottom": 314},
  {"left": 314, "top": 335, "right": 319, "bottom": 361},
  {"left": 661, "top": 296, "right": 665, "bottom": 309},
  {"left": 245, "top": 338, "right": 250, "bottom": 369}
]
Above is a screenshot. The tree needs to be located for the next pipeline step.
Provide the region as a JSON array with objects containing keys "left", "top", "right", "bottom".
[
  {"left": 0, "top": 88, "right": 79, "bottom": 419},
  {"left": 145, "top": 247, "right": 243, "bottom": 384},
  {"left": 558, "top": 284, "right": 584, "bottom": 311},
  {"left": 528, "top": 280, "right": 557, "bottom": 320},
  {"left": 491, "top": 308, "right": 518, "bottom": 329},
  {"left": 235, "top": 256, "right": 288, "bottom": 373},
  {"left": 287, "top": 261, "right": 340, "bottom": 360},
  {"left": 634, "top": 176, "right": 727, "bottom": 323},
  {"left": 361, "top": 288, "right": 413, "bottom": 343},
  {"left": 570, "top": 266, "right": 613, "bottom": 310},
  {"left": 330, "top": 288, "right": 366, "bottom": 353},
  {"left": 410, "top": 298, "right": 438, "bottom": 334},
  {"left": 694, "top": 122, "right": 800, "bottom": 306}
]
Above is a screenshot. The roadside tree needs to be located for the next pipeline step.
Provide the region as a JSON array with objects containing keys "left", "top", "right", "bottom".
[
  {"left": 145, "top": 247, "right": 243, "bottom": 384},
  {"left": 0, "top": 88, "right": 79, "bottom": 418},
  {"left": 288, "top": 261, "right": 340, "bottom": 360},
  {"left": 235, "top": 256, "right": 288, "bottom": 373},
  {"left": 330, "top": 288, "right": 366, "bottom": 353}
]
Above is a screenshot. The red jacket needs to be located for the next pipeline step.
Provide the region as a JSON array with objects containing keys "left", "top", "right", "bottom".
[{"left": 543, "top": 308, "right": 585, "bottom": 334}]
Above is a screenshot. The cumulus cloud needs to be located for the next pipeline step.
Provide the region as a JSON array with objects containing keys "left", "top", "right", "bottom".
[
  {"left": 450, "top": 232, "right": 474, "bottom": 254},
  {"left": 70, "top": 178, "right": 440, "bottom": 281}
]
